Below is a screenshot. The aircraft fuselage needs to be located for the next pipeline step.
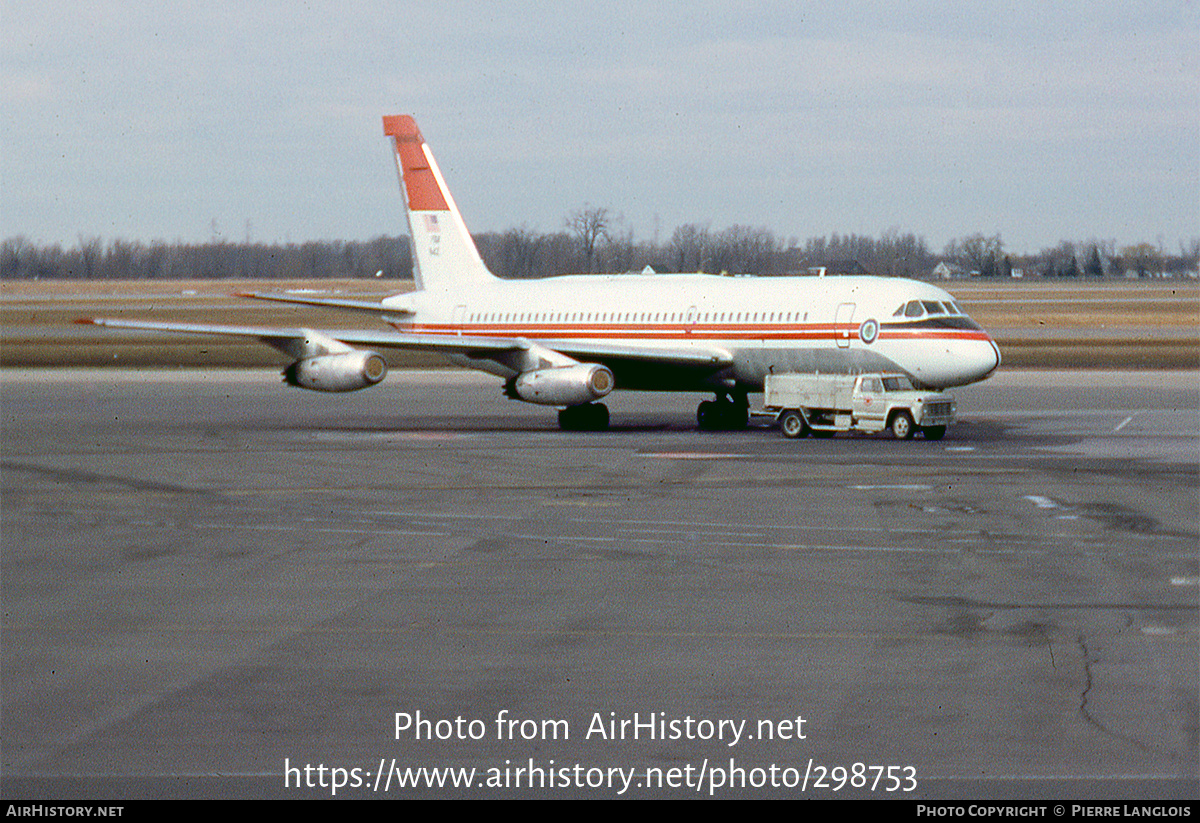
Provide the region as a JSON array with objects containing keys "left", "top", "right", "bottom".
[{"left": 385, "top": 272, "right": 1000, "bottom": 392}]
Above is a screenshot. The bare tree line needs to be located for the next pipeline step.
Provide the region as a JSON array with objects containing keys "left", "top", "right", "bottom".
[
  {"left": 942, "top": 234, "right": 1200, "bottom": 279},
  {"left": 3, "top": 216, "right": 1196, "bottom": 281},
  {"left": 0, "top": 235, "right": 412, "bottom": 282}
]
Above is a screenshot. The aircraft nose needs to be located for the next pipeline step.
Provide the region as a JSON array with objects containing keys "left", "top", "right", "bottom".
[
  {"left": 961, "top": 337, "right": 1001, "bottom": 384},
  {"left": 914, "top": 336, "right": 1000, "bottom": 387}
]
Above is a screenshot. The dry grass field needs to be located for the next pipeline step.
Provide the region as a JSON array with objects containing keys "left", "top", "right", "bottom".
[
  {"left": 1, "top": 277, "right": 1196, "bottom": 369},
  {"left": 948, "top": 279, "right": 1198, "bottom": 369}
]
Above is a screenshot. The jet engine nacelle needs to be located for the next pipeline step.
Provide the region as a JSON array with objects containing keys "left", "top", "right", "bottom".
[
  {"left": 510, "top": 363, "right": 614, "bottom": 406},
  {"left": 283, "top": 351, "right": 388, "bottom": 392}
]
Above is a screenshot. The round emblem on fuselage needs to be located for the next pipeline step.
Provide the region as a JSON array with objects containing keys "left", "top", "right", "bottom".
[{"left": 859, "top": 318, "right": 879, "bottom": 344}]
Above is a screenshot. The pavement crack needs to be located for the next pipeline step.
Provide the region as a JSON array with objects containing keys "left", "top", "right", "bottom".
[{"left": 1076, "top": 633, "right": 1152, "bottom": 754}]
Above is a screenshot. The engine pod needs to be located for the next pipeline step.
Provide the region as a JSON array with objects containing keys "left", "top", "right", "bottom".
[
  {"left": 283, "top": 351, "right": 388, "bottom": 392},
  {"left": 511, "top": 363, "right": 614, "bottom": 406}
]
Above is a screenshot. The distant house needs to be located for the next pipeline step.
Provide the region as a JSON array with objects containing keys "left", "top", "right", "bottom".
[{"left": 932, "top": 262, "right": 962, "bottom": 279}]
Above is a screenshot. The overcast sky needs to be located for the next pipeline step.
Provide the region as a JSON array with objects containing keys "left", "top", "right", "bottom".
[{"left": 3, "top": 2, "right": 1197, "bottom": 253}]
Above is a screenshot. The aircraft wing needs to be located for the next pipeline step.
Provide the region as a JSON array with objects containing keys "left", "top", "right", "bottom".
[
  {"left": 537, "top": 338, "right": 731, "bottom": 368},
  {"left": 78, "top": 317, "right": 522, "bottom": 356},
  {"left": 78, "top": 318, "right": 732, "bottom": 368}
]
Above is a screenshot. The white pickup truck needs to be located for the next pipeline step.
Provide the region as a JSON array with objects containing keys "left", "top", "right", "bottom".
[{"left": 763, "top": 373, "right": 956, "bottom": 440}]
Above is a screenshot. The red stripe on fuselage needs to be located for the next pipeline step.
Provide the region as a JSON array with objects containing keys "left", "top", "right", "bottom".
[
  {"left": 875, "top": 329, "right": 992, "bottom": 341},
  {"left": 389, "top": 322, "right": 992, "bottom": 343}
]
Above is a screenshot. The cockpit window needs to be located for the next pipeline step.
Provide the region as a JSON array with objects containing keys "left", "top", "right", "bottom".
[
  {"left": 942, "top": 301, "right": 958, "bottom": 314},
  {"left": 921, "top": 300, "right": 944, "bottom": 315},
  {"left": 904, "top": 300, "right": 924, "bottom": 318},
  {"left": 893, "top": 304, "right": 905, "bottom": 316}
]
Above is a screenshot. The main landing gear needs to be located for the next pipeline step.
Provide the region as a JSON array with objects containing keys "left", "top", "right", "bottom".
[
  {"left": 558, "top": 402, "right": 609, "bottom": 431},
  {"left": 696, "top": 393, "right": 749, "bottom": 431}
]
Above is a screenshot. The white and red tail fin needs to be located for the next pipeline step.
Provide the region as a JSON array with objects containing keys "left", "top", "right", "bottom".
[{"left": 383, "top": 115, "right": 497, "bottom": 293}]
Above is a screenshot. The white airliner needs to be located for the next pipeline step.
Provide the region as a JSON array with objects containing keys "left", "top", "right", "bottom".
[{"left": 84, "top": 114, "right": 1001, "bottom": 431}]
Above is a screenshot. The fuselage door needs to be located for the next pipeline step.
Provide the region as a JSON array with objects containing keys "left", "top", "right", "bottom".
[
  {"left": 685, "top": 305, "right": 698, "bottom": 334},
  {"left": 835, "top": 302, "right": 855, "bottom": 348}
]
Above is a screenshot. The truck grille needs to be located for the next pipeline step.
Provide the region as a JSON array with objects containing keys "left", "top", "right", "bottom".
[{"left": 924, "top": 401, "right": 954, "bottom": 419}]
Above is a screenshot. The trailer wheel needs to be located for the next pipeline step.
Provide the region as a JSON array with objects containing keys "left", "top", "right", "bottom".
[
  {"left": 922, "top": 425, "right": 946, "bottom": 441},
  {"left": 780, "top": 411, "right": 808, "bottom": 439},
  {"left": 891, "top": 410, "right": 915, "bottom": 440}
]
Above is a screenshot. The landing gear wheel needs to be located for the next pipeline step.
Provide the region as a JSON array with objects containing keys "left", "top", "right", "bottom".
[
  {"left": 780, "top": 411, "right": 809, "bottom": 439},
  {"left": 727, "top": 400, "right": 749, "bottom": 430},
  {"left": 697, "top": 395, "right": 749, "bottom": 431},
  {"left": 558, "top": 402, "right": 609, "bottom": 431},
  {"left": 891, "top": 410, "right": 915, "bottom": 440},
  {"left": 922, "top": 425, "right": 946, "bottom": 441}
]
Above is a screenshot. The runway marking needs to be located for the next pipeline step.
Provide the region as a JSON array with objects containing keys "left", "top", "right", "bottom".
[
  {"left": 194, "top": 523, "right": 451, "bottom": 537},
  {"left": 373, "top": 511, "right": 961, "bottom": 537},
  {"left": 511, "top": 532, "right": 1058, "bottom": 556},
  {"left": 641, "top": 452, "right": 749, "bottom": 459},
  {"left": 851, "top": 484, "right": 931, "bottom": 490},
  {"left": 1170, "top": 576, "right": 1199, "bottom": 586},
  {"left": 1141, "top": 626, "right": 1179, "bottom": 636},
  {"left": 1024, "top": 495, "right": 1058, "bottom": 509},
  {"left": 1113, "top": 414, "right": 1135, "bottom": 432},
  {"left": 0, "top": 623, "right": 922, "bottom": 642},
  {"left": 250, "top": 510, "right": 1200, "bottom": 550},
  {"left": 540, "top": 498, "right": 621, "bottom": 507},
  {"left": 311, "top": 431, "right": 476, "bottom": 442},
  {"left": 945, "top": 446, "right": 975, "bottom": 452},
  {"left": 374, "top": 510, "right": 526, "bottom": 520},
  {"left": 185, "top": 510, "right": 1197, "bottom": 558},
  {"left": 616, "top": 528, "right": 768, "bottom": 538}
]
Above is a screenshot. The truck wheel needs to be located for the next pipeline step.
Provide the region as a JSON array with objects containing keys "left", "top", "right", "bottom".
[
  {"left": 891, "top": 411, "right": 915, "bottom": 440},
  {"left": 780, "top": 411, "right": 808, "bottom": 439},
  {"left": 922, "top": 425, "right": 946, "bottom": 441}
]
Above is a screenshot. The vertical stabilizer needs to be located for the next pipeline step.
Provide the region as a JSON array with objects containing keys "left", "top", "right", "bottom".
[{"left": 383, "top": 115, "right": 497, "bottom": 292}]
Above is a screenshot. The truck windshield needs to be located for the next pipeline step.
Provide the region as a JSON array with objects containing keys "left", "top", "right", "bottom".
[{"left": 882, "top": 376, "right": 915, "bottom": 391}]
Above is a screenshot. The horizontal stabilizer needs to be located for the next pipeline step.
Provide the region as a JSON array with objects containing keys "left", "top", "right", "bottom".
[{"left": 233, "top": 292, "right": 410, "bottom": 315}]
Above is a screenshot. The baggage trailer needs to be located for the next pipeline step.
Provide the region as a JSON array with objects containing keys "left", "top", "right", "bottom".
[{"left": 763, "top": 373, "right": 956, "bottom": 440}]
